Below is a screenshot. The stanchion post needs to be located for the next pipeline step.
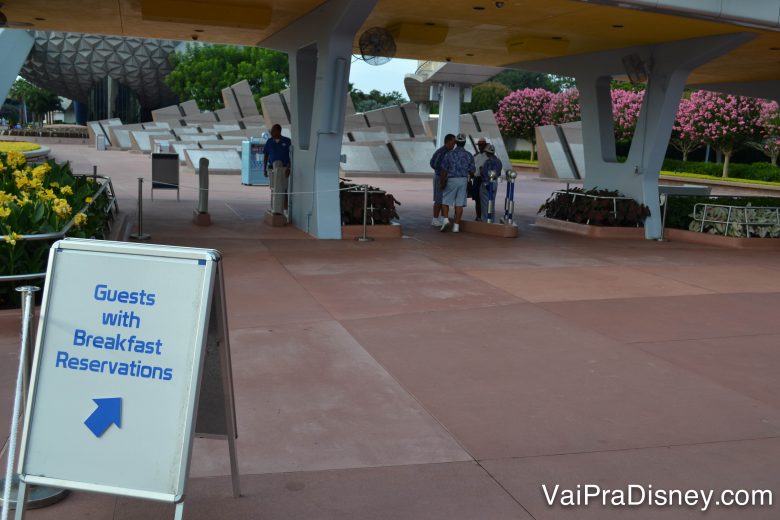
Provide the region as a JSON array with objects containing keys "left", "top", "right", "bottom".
[
  {"left": 1, "top": 287, "right": 68, "bottom": 519},
  {"left": 503, "top": 169, "right": 517, "bottom": 225},
  {"left": 193, "top": 158, "right": 212, "bottom": 226},
  {"left": 487, "top": 170, "right": 498, "bottom": 224},
  {"left": 355, "top": 184, "right": 374, "bottom": 243},
  {"left": 130, "top": 177, "right": 150, "bottom": 241}
]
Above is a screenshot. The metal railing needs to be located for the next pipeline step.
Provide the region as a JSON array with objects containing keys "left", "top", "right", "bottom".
[
  {"left": 0, "top": 175, "right": 119, "bottom": 282},
  {"left": 692, "top": 203, "right": 780, "bottom": 238}
]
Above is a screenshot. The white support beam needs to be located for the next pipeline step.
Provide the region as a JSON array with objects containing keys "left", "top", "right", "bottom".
[
  {"left": 0, "top": 29, "right": 35, "bottom": 109},
  {"left": 260, "top": 0, "right": 379, "bottom": 239},
  {"left": 511, "top": 32, "right": 755, "bottom": 240},
  {"left": 435, "top": 82, "right": 462, "bottom": 148}
]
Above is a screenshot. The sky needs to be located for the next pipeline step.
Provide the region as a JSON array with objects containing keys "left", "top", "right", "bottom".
[{"left": 348, "top": 57, "right": 418, "bottom": 98}]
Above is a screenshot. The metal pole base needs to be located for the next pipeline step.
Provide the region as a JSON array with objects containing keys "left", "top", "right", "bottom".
[
  {"left": 355, "top": 237, "right": 374, "bottom": 243},
  {"left": 129, "top": 233, "right": 151, "bottom": 241},
  {"left": 0, "top": 476, "right": 69, "bottom": 510}
]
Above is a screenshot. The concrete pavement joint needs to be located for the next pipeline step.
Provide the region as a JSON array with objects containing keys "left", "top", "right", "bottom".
[{"left": 475, "top": 434, "right": 780, "bottom": 464}]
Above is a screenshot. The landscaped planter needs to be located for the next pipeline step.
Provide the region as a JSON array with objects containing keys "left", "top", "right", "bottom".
[
  {"left": 459, "top": 220, "right": 518, "bottom": 238},
  {"left": 535, "top": 187, "right": 650, "bottom": 238},
  {"left": 341, "top": 223, "right": 403, "bottom": 240},
  {"left": 535, "top": 216, "right": 645, "bottom": 239},
  {"left": 664, "top": 228, "right": 780, "bottom": 249}
]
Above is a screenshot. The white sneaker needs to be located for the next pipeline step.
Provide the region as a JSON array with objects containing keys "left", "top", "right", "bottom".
[
  {"left": 440, "top": 218, "right": 450, "bottom": 232},
  {"left": 431, "top": 217, "right": 441, "bottom": 227},
  {"left": 452, "top": 223, "right": 460, "bottom": 233}
]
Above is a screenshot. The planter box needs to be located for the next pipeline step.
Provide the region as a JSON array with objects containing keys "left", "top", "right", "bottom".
[
  {"left": 459, "top": 220, "right": 518, "bottom": 238},
  {"left": 535, "top": 216, "right": 645, "bottom": 239},
  {"left": 263, "top": 211, "right": 287, "bottom": 227},
  {"left": 664, "top": 228, "right": 780, "bottom": 250},
  {"left": 341, "top": 224, "right": 402, "bottom": 240}
]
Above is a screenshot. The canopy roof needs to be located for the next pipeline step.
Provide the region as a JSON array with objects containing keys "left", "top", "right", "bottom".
[{"left": 6, "top": 0, "right": 780, "bottom": 85}]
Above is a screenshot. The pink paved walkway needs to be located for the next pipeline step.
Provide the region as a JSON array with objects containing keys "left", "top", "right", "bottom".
[{"left": 1, "top": 144, "right": 779, "bottom": 519}]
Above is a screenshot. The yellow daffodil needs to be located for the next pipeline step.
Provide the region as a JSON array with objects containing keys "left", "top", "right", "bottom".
[
  {"left": 0, "top": 207, "right": 10, "bottom": 219},
  {"left": 6, "top": 151, "right": 25, "bottom": 169},
  {"left": 32, "top": 164, "right": 50, "bottom": 181},
  {"left": 4, "top": 231, "right": 22, "bottom": 246},
  {"left": 74, "top": 212, "right": 87, "bottom": 227},
  {"left": 84, "top": 196, "right": 93, "bottom": 204},
  {"left": 15, "top": 173, "right": 30, "bottom": 191},
  {"left": 59, "top": 185, "right": 73, "bottom": 196},
  {"left": 37, "top": 188, "right": 56, "bottom": 201},
  {"left": 52, "top": 198, "right": 72, "bottom": 219},
  {"left": 14, "top": 194, "right": 30, "bottom": 207},
  {"left": 49, "top": 181, "right": 59, "bottom": 188},
  {"left": 0, "top": 191, "right": 12, "bottom": 205}
]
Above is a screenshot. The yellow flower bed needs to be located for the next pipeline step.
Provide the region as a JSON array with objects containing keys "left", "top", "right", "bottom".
[
  {"left": 1, "top": 151, "right": 110, "bottom": 290},
  {"left": 0, "top": 141, "right": 41, "bottom": 153}
]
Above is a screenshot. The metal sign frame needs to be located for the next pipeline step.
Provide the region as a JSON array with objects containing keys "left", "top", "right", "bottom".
[{"left": 13, "top": 239, "right": 240, "bottom": 520}]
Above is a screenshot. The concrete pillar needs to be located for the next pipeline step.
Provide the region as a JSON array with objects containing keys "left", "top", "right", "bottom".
[
  {"left": 435, "top": 82, "right": 461, "bottom": 148},
  {"left": 0, "top": 29, "right": 34, "bottom": 109},
  {"left": 261, "top": 0, "right": 378, "bottom": 239},
  {"left": 578, "top": 34, "right": 754, "bottom": 239},
  {"left": 514, "top": 32, "right": 754, "bottom": 240}
]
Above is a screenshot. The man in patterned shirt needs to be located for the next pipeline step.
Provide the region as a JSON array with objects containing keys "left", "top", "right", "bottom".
[
  {"left": 429, "top": 133, "right": 456, "bottom": 227},
  {"left": 439, "top": 133, "right": 476, "bottom": 233}
]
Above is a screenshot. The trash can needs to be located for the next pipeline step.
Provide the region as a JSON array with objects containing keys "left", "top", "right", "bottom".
[{"left": 241, "top": 138, "right": 267, "bottom": 185}]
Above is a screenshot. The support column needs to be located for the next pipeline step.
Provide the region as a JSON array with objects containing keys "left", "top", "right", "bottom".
[
  {"left": 261, "top": 0, "right": 378, "bottom": 239},
  {"left": 577, "top": 34, "right": 754, "bottom": 239},
  {"left": 435, "top": 82, "right": 461, "bottom": 148},
  {"left": 516, "top": 32, "right": 754, "bottom": 240},
  {"left": 0, "top": 29, "right": 34, "bottom": 107}
]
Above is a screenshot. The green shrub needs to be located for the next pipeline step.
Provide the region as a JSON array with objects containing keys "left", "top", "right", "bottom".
[
  {"left": 509, "top": 150, "right": 532, "bottom": 160},
  {"left": 665, "top": 195, "right": 780, "bottom": 230},
  {"left": 661, "top": 159, "right": 780, "bottom": 182}
]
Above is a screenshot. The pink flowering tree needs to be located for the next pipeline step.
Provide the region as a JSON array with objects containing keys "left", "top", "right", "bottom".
[
  {"left": 671, "top": 97, "right": 706, "bottom": 162},
  {"left": 611, "top": 88, "right": 645, "bottom": 145},
  {"left": 750, "top": 100, "right": 780, "bottom": 166},
  {"left": 547, "top": 88, "right": 581, "bottom": 125},
  {"left": 683, "top": 90, "right": 766, "bottom": 177},
  {"left": 496, "top": 88, "right": 552, "bottom": 161}
]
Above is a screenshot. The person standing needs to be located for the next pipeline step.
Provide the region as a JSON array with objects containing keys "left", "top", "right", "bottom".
[
  {"left": 263, "top": 124, "right": 292, "bottom": 215},
  {"left": 429, "top": 133, "right": 456, "bottom": 226},
  {"left": 439, "top": 133, "right": 475, "bottom": 233},
  {"left": 471, "top": 137, "right": 489, "bottom": 220},
  {"left": 479, "top": 144, "right": 503, "bottom": 222}
]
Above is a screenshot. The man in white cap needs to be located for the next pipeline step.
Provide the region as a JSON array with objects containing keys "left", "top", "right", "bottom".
[
  {"left": 439, "top": 133, "right": 475, "bottom": 233},
  {"left": 471, "top": 137, "right": 489, "bottom": 220}
]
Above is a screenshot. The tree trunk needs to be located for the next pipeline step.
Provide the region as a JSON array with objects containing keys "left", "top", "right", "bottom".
[
  {"left": 530, "top": 140, "right": 536, "bottom": 162},
  {"left": 682, "top": 150, "right": 688, "bottom": 162},
  {"left": 722, "top": 151, "right": 731, "bottom": 178},
  {"left": 772, "top": 152, "right": 778, "bottom": 167}
]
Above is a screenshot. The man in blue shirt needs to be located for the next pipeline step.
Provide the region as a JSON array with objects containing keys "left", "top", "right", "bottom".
[
  {"left": 429, "top": 133, "right": 455, "bottom": 227},
  {"left": 439, "top": 133, "right": 475, "bottom": 233},
  {"left": 263, "top": 124, "right": 292, "bottom": 214},
  {"left": 479, "top": 144, "right": 503, "bottom": 222}
]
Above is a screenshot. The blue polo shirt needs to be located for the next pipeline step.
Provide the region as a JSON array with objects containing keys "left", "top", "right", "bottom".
[
  {"left": 441, "top": 146, "right": 475, "bottom": 178},
  {"left": 264, "top": 136, "right": 292, "bottom": 167}
]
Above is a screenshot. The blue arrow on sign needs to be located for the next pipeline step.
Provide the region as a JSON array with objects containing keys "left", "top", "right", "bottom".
[{"left": 84, "top": 398, "right": 122, "bottom": 438}]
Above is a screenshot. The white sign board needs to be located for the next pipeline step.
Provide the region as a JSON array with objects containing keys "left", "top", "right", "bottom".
[{"left": 17, "top": 239, "right": 228, "bottom": 504}]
